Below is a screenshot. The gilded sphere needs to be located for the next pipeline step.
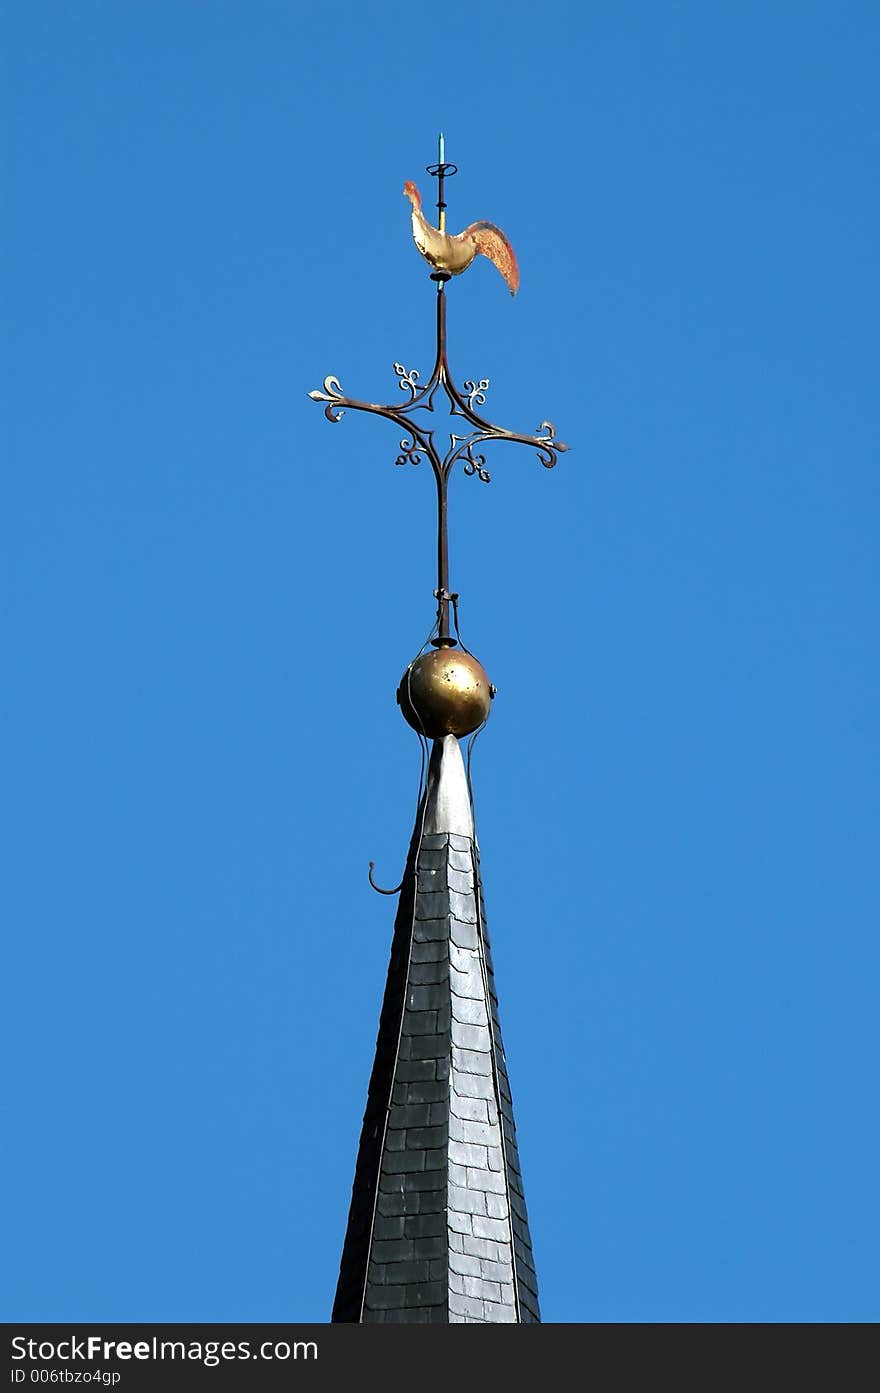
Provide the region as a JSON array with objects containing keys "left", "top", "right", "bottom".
[{"left": 398, "top": 647, "right": 493, "bottom": 738}]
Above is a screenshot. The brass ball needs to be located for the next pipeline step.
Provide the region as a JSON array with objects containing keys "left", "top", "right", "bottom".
[{"left": 397, "top": 647, "right": 494, "bottom": 738}]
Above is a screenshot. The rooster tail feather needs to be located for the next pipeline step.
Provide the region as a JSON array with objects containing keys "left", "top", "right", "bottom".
[{"left": 466, "top": 220, "right": 520, "bottom": 295}]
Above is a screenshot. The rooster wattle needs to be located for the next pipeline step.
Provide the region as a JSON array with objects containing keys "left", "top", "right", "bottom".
[{"left": 403, "top": 180, "right": 519, "bottom": 295}]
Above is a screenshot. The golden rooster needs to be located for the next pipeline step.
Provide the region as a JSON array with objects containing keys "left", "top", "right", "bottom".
[{"left": 403, "top": 180, "right": 519, "bottom": 295}]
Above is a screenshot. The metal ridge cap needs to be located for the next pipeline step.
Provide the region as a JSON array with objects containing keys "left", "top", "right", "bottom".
[{"left": 421, "top": 735, "right": 475, "bottom": 841}]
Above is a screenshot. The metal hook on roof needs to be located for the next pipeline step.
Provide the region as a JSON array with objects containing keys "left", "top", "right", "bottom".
[{"left": 368, "top": 861, "right": 403, "bottom": 896}]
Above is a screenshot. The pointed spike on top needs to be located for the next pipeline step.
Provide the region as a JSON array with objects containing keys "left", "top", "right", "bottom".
[{"left": 438, "top": 132, "right": 446, "bottom": 232}]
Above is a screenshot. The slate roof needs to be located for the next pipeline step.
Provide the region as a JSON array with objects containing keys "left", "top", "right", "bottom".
[{"left": 332, "top": 735, "right": 540, "bottom": 1323}]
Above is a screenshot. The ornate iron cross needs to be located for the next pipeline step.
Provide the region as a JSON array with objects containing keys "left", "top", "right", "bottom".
[{"left": 308, "top": 152, "right": 568, "bottom": 649}]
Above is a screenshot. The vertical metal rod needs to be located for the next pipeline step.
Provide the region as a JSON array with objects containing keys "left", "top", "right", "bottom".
[
  {"left": 434, "top": 280, "right": 452, "bottom": 647},
  {"left": 437, "top": 131, "right": 446, "bottom": 233},
  {"left": 435, "top": 460, "right": 450, "bottom": 646}
]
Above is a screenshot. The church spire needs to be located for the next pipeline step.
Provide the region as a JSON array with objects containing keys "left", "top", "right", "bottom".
[
  {"left": 331, "top": 736, "right": 539, "bottom": 1322},
  {"left": 310, "top": 142, "right": 567, "bottom": 1323}
]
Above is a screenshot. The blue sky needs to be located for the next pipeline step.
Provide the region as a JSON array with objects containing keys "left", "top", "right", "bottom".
[{"left": 3, "top": 1, "right": 878, "bottom": 1322}]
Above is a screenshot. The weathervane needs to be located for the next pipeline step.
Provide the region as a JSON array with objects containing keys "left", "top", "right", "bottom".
[
  {"left": 309, "top": 136, "right": 568, "bottom": 740},
  {"left": 319, "top": 139, "right": 557, "bottom": 1323}
]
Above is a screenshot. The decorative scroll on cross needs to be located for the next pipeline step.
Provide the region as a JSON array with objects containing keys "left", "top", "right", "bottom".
[
  {"left": 308, "top": 142, "right": 569, "bottom": 647},
  {"left": 308, "top": 290, "right": 566, "bottom": 483}
]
